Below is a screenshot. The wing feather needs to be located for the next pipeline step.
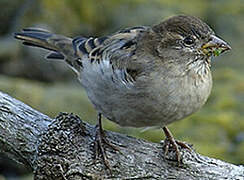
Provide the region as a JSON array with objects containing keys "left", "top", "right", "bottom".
[{"left": 74, "top": 26, "right": 149, "bottom": 86}]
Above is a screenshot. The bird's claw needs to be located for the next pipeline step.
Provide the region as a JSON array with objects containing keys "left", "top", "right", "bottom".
[
  {"left": 92, "top": 113, "right": 120, "bottom": 173},
  {"left": 162, "top": 127, "right": 192, "bottom": 164}
]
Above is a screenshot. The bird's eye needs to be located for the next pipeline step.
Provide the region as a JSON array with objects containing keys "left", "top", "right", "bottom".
[{"left": 183, "top": 36, "right": 195, "bottom": 46}]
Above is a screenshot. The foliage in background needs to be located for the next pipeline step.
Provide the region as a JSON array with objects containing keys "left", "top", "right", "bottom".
[{"left": 0, "top": 0, "right": 243, "bottom": 178}]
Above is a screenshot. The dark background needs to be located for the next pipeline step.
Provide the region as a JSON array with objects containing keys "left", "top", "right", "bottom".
[{"left": 0, "top": 0, "right": 243, "bottom": 179}]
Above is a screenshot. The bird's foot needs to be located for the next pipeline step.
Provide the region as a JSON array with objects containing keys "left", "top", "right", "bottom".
[
  {"left": 92, "top": 114, "right": 120, "bottom": 173},
  {"left": 162, "top": 127, "right": 192, "bottom": 164}
]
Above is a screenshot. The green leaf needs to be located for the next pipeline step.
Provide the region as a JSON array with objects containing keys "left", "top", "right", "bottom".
[{"left": 213, "top": 48, "right": 223, "bottom": 56}]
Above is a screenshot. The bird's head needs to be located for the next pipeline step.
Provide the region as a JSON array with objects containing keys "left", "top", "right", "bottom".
[{"left": 151, "top": 15, "right": 231, "bottom": 74}]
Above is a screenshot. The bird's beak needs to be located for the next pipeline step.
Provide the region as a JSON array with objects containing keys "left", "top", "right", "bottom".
[{"left": 201, "top": 35, "right": 231, "bottom": 57}]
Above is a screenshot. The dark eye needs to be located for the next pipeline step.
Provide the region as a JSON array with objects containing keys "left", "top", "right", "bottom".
[{"left": 183, "top": 36, "right": 195, "bottom": 46}]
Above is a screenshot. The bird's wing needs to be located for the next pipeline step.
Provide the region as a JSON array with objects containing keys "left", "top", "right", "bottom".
[
  {"left": 73, "top": 26, "right": 150, "bottom": 84},
  {"left": 15, "top": 26, "right": 150, "bottom": 83}
]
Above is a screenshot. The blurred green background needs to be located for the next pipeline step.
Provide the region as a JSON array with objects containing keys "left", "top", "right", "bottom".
[{"left": 0, "top": 0, "right": 243, "bottom": 179}]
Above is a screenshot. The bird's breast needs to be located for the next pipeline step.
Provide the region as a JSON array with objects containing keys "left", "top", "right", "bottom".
[
  {"left": 152, "top": 70, "right": 213, "bottom": 125},
  {"left": 79, "top": 61, "right": 212, "bottom": 128}
]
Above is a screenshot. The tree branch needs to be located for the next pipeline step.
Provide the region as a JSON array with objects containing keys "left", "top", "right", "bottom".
[
  {"left": 0, "top": 91, "right": 51, "bottom": 169},
  {"left": 0, "top": 91, "right": 243, "bottom": 179}
]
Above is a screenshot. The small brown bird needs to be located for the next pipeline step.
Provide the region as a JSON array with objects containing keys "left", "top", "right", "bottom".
[{"left": 15, "top": 15, "right": 231, "bottom": 167}]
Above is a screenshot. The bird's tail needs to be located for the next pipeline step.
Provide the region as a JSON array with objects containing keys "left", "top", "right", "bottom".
[{"left": 14, "top": 28, "right": 75, "bottom": 60}]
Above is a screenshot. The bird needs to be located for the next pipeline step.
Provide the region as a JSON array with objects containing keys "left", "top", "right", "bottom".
[{"left": 14, "top": 15, "right": 231, "bottom": 168}]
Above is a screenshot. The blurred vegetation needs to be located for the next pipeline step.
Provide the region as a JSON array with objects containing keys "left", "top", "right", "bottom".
[{"left": 0, "top": 0, "right": 243, "bottom": 179}]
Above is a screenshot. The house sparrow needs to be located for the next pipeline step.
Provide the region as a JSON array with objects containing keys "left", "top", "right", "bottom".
[{"left": 14, "top": 15, "right": 231, "bottom": 168}]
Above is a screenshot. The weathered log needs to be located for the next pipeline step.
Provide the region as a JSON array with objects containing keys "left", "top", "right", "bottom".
[{"left": 0, "top": 91, "right": 243, "bottom": 179}]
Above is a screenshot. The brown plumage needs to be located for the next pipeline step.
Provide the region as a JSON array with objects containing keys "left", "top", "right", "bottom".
[{"left": 14, "top": 15, "right": 231, "bottom": 167}]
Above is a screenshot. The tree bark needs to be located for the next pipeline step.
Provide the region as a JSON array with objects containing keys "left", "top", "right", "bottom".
[{"left": 0, "top": 91, "right": 243, "bottom": 180}]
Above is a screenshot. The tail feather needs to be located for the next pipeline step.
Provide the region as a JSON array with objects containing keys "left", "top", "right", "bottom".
[
  {"left": 45, "top": 52, "right": 65, "bottom": 60},
  {"left": 14, "top": 30, "right": 56, "bottom": 51},
  {"left": 22, "top": 41, "right": 57, "bottom": 52},
  {"left": 15, "top": 28, "right": 85, "bottom": 74},
  {"left": 22, "top": 27, "right": 51, "bottom": 33},
  {"left": 14, "top": 28, "right": 73, "bottom": 59}
]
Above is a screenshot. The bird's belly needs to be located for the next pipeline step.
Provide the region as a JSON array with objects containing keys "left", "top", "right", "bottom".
[{"left": 80, "top": 63, "right": 212, "bottom": 128}]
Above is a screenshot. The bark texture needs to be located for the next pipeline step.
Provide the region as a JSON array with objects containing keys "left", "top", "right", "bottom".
[{"left": 0, "top": 91, "right": 243, "bottom": 180}]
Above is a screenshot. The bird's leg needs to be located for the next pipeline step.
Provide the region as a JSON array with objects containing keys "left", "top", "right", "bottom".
[
  {"left": 93, "top": 113, "right": 119, "bottom": 170},
  {"left": 162, "top": 126, "right": 191, "bottom": 163}
]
